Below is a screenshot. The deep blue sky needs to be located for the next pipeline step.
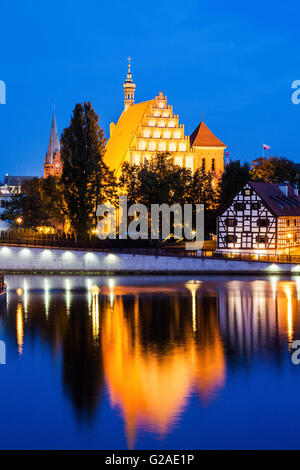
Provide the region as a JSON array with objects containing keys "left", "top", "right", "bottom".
[{"left": 1, "top": 0, "right": 299, "bottom": 177}]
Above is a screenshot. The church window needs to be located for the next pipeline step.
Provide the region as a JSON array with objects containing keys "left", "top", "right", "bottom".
[
  {"left": 149, "top": 142, "right": 156, "bottom": 151},
  {"left": 143, "top": 154, "right": 151, "bottom": 163},
  {"left": 138, "top": 141, "right": 146, "bottom": 151},
  {"left": 154, "top": 111, "right": 161, "bottom": 117},
  {"left": 185, "top": 156, "right": 193, "bottom": 172},
  {"left": 175, "top": 157, "right": 183, "bottom": 167},
  {"left": 158, "top": 120, "right": 166, "bottom": 127},
  {"left": 168, "top": 121, "right": 175, "bottom": 128},
  {"left": 153, "top": 130, "right": 161, "bottom": 138},
  {"left": 179, "top": 143, "right": 186, "bottom": 151},
  {"left": 174, "top": 131, "right": 181, "bottom": 139},
  {"left": 169, "top": 142, "right": 176, "bottom": 151},
  {"left": 158, "top": 102, "right": 164, "bottom": 108},
  {"left": 163, "top": 130, "right": 171, "bottom": 139},
  {"left": 148, "top": 120, "right": 155, "bottom": 127},
  {"left": 132, "top": 154, "right": 140, "bottom": 165},
  {"left": 163, "top": 111, "right": 169, "bottom": 117},
  {"left": 158, "top": 142, "right": 166, "bottom": 151}
]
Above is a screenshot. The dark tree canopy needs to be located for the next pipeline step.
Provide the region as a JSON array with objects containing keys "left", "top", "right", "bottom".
[
  {"left": 250, "top": 156, "right": 296, "bottom": 184},
  {"left": 219, "top": 160, "right": 250, "bottom": 208},
  {"left": 60, "top": 102, "right": 116, "bottom": 237},
  {"left": 1, "top": 178, "right": 48, "bottom": 228}
]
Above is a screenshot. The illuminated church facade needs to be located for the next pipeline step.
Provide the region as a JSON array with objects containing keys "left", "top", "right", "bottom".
[{"left": 105, "top": 58, "right": 226, "bottom": 179}]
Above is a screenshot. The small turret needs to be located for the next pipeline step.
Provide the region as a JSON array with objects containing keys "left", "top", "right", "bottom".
[{"left": 123, "top": 56, "right": 136, "bottom": 111}]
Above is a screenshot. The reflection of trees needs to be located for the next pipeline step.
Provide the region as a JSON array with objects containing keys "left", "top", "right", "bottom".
[{"left": 62, "top": 295, "right": 105, "bottom": 420}]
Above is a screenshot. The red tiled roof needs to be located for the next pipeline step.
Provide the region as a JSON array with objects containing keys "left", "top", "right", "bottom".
[
  {"left": 190, "top": 121, "right": 226, "bottom": 148},
  {"left": 249, "top": 181, "right": 300, "bottom": 216}
]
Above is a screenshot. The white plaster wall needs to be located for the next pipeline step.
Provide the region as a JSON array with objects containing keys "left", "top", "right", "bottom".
[{"left": 0, "top": 245, "right": 298, "bottom": 274}]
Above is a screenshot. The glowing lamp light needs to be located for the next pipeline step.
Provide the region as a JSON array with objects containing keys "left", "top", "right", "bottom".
[
  {"left": 16, "top": 217, "right": 23, "bottom": 225},
  {"left": 16, "top": 288, "right": 23, "bottom": 296}
]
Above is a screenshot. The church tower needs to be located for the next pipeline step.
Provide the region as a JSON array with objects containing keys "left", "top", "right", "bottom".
[
  {"left": 123, "top": 57, "right": 136, "bottom": 111},
  {"left": 44, "top": 106, "right": 62, "bottom": 178}
]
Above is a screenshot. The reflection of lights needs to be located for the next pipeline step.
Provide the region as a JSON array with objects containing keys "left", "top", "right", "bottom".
[
  {"left": 44, "top": 279, "right": 50, "bottom": 318},
  {"left": 90, "top": 285, "right": 100, "bottom": 295},
  {"left": 284, "top": 285, "right": 293, "bottom": 343},
  {"left": 185, "top": 281, "right": 201, "bottom": 333},
  {"left": 65, "top": 279, "right": 71, "bottom": 314},
  {"left": 293, "top": 276, "right": 300, "bottom": 301},
  {"left": 16, "top": 303, "right": 23, "bottom": 356},
  {"left": 91, "top": 287, "right": 100, "bottom": 338},
  {"left": 291, "top": 265, "right": 300, "bottom": 273},
  {"left": 23, "top": 280, "right": 29, "bottom": 316},
  {"left": 269, "top": 276, "right": 278, "bottom": 299},
  {"left": 108, "top": 278, "right": 115, "bottom": 308},
  {"left": 16, "top": 288, "right": 23, "bottom": 296}
]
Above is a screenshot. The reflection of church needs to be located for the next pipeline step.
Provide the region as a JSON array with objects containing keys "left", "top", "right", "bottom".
[
  {"left": 7, "top": 277, "right": 299, "bottom": 448},
  {"left": 104, "top": 58, "right": 226, "bottom": 179}
]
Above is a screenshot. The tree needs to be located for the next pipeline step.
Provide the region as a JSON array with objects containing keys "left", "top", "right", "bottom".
[
  {"left": 187, "top": 168, "right": 219, "bottom": 208},
  {"left": 1, "top": 178, "right": 48, "bottom": 228},
  {"left": 40, "top": 175, "right": 67, "bottom": 227},
  {"left": 219, "top": 160, "right": 250, "bottom": 208},
  {"left": 137, "top": 152, "right": 192, "bottom": 208},
  {"left": 250, "top": 156, "right": 296, "bottom": 184},
  {"left": 60, "top": 102, "right": 116, "bottom": 237}
]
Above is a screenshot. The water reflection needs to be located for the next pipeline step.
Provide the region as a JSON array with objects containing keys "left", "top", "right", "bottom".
[{"left": 2, "top": 276, "right": 300, "bottom": 447}]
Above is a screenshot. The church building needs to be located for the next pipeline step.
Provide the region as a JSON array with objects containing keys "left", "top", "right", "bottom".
[
  {"left": 44, "top": 107, "right": 63, "bottom": 178},
  {"left": 104, "top": 59, "right": 226, "bottom": 179}
]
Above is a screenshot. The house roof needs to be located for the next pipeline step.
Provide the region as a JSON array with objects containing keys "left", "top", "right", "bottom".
[
  {"left": 104, "top": 99, "right": 155, "bottom": 176},
  {"left": 190, "top": 121, "right": 226, "bottom": 148},
  {"left": 249, "top": 181, "right": 300, "bottom": 216}
]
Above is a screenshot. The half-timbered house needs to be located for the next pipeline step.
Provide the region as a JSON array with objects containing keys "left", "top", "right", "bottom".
[{"left": 217, "top": 181, "right": 300, "bottom": 255}]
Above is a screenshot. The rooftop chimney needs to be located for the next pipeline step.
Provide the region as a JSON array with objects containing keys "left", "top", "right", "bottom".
[{"left": 279, "top": 184, "right": 288, "bottom": 197}]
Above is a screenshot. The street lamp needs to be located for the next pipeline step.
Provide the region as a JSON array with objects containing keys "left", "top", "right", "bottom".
[{"left": 16, "top": 217, "right": 23, "bottom": 234}]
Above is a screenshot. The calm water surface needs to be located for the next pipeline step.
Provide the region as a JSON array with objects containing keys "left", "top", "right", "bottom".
[{"left": 0, "top": 274, "right": 300, "bottom": 449}]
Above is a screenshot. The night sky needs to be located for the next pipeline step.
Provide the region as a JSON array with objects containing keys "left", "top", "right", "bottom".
[{"left": 1, "top": 0, "right": 300, "bottom": 177}]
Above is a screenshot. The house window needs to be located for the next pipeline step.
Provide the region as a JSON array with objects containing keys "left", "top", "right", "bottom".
[
  {"left": 251, "top": 202, "right": 260, "bottom": 210},
  {"left": 243, "top": 188, "right": 252, "bottom": 196},
  {"left": 234, "top": 202, "right": 245, "bottom": 211},
  {"left": 202, "top": 158, "right": 205, "bottom": 170},
  {"left": 225, "top": 235, "right": 237, "bottom": 244},
  {"left": 256, "top": 235, "right": 268, "bottom": 244},
  {"left": 287, "top": 220, "right": 290, "bottom": 227},
  {"left": 257, "top": 218, "right": 269, "bottom": 227},
  {"left": 212, "top": 158, "right": 215, "bottom": 171},
  {"left": 225, "top": 218, "right": 237, "bottom": 227},
  {"left": 294, "top": 219, "right": 297, "bottom": 227}
]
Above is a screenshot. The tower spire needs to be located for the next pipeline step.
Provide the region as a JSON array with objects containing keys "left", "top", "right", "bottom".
[
  {"left": 123, "top": 56, "right": 136, "bottom": 111},
  {"left": 44, "top": 105, "right": 62, "bottom": 178}
]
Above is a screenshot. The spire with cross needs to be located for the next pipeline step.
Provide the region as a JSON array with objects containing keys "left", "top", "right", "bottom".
[{"left": 123, "top": 56, "right": 136, "bottom": 111}]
